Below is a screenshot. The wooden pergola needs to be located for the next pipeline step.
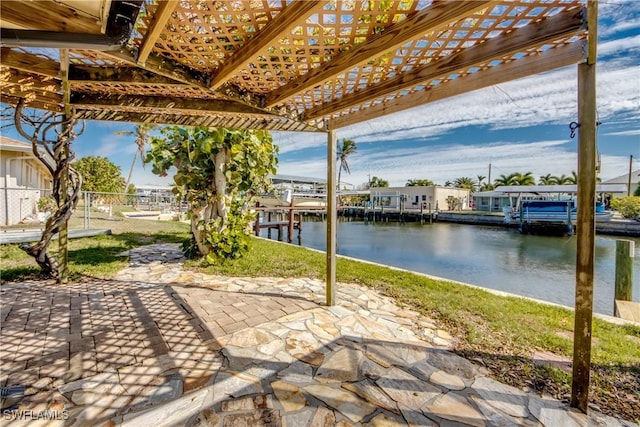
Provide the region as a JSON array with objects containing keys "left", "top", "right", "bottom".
[{"left": 0, "top": 0, "right": 599, "bottom": 412}]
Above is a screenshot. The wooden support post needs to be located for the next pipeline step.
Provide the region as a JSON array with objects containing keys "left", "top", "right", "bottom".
[
  {"left": 58, "top": 49, "right": 71, "bottom": 283},
  {"left": 254, "top": 202, "right": 260, "bottom": 236},
  {"left": 615, "top": 239, "right": 635, "bottom": 310},
  {"left": 288, "top": 199, "right": 294, "bottom": 243},
  {"left": 571, "top": 0, "right": 598, "bottom": 414},
  {"left": 326, "top": 127, "right": 337, "bottom": 306}
]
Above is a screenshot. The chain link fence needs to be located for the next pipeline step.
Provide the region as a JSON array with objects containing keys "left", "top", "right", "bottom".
[{"left": 1, "top": 188, "right": 184, "bottom": 230}]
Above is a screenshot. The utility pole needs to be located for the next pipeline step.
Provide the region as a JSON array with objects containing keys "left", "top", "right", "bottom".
[
  {"left": 628, "top": 155, "right": 633, "bottom": 196},
  {"left": 488, "top": 162, "right": 492, "bottom": 186}
]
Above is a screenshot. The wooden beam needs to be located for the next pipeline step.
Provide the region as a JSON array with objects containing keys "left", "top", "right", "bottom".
[
  {"left": 74, "top": 109, "right": 323, "bottom": 132},
  {"left": 0, "top": 48, "right": 60, "bottom": 78},
  {"left": 330, "top": 42, "right": 585, "bottom": 129},
  {"left": 306, "top": 7, "right": 586, "bottom": 120},
  {"left": 0, "top": 70, "right": 60, "bottom": 92},
  {"left": 209, "top": 0, "right": 327, "bottom": 90},
  {"left": 69, "top": 65, "right": 185, "bottom": 85},
  {"left": 70, "top": 93, "right": 275, "bottom": 116},
  {"left": 102, "top": 47, "right": 267, "bottom": 109},
  {"left": 60, "top": 49, "right": 71, "bottom": 115},
  {"left": 0, "top": 1, "right": 102, "bottom": 34},
  {"left": 0, "top": 89, "right": 63, "bottom": 104},
  {"left": 101, "top": 47, "right": 210, "bottom": 88},
  {"left": 266, "top": 0, "right": 495, "bottom": 107},
  {"left": 0, "top": 94, "right": 62, "bottom": 112},
  {"left": 137, "top": 0, "right": 179, "bottom": 65},
  {"left": 571, "top": 0, "right": 597, "bottom": 414},
  {"left": 326, "top": 126, "right": 337, "bottom": 306}
]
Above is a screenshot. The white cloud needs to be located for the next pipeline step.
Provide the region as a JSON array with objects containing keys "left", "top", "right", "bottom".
[
  {"left": 603, "top": 129, "right": 640, "bottom": 136},
  {"left": 273, "top": 54, "right": 639, "bottom": 156},
  {"left": 599, "top": 1, "right": 640, "bottom": 33}
]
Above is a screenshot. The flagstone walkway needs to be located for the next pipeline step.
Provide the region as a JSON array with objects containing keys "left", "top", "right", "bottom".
[{"left": 0, "top": 244, "right": 633, "bottom": 426}]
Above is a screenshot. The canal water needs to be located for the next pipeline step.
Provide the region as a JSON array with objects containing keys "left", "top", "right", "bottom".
[{"left": 261, "top": 220, "right": 640, "bottom": 315}]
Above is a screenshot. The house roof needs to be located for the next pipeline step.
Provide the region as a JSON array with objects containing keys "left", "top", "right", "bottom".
[
  {"left": 0, "top": 135, "right": 55, "bottom": 170},
  {"left": 271, "top": 174, "right": 327, "bottom": 185},
  {"left": 494, "top": 184, "right": 628, "bottom": 194},
  {"left": 1, "top": 0, "right": 589, "bottom": 132},
  {"left": 602, "top": 170, "right": 640, "bottom": 185},
  {"left": 0, "top": 135, "right": 33, "bottom": 152}
]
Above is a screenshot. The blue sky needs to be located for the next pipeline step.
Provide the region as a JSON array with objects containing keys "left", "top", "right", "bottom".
[{"left": 3, "top": 1, "right": 639, "bottom": 188}]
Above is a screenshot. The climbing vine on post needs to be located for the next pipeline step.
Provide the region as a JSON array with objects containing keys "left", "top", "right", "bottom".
[
  {"left": 12, "top": 100, "right": 84, "bottom": 279},
  {"left": 146, "top": 126, "right": 278, "bottom": 262}
]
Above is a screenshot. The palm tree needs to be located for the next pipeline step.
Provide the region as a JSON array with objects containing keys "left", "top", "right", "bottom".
[
  {"left": 513, "top": 172, "right": 535, "bottom": 186},
  {"left": 369, "top": 176, "right": 389, "bottom": 188},
  {"left": 494, "top": 173, "right": 518, "bottom": 186},
  {"left": 539, "top": 174, "right": 554, "bottom": 185},
  {"left": 406, "top": 178, "right": 435, "bottom": 187},
  {"left": 444, "top": 180, "right": 453, "bottom": 188},
  {"left": 115, "top": 124, "right": 156, "bottom": 191},
  {"left": 552, "top": 174, "right": 573, "bottom": 185},
  {"left": 568, "top": 171, "right": 578, "bottom": 184},
  {"left": 453, "top": 176, "right": 477, "bottom": 192},
  {"left": 336, "top": 138, "right": 357, "bottom": 190}
]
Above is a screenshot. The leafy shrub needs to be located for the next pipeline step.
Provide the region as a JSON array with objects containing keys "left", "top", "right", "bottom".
[
  {"left": 37, "top": 196, "right": 56, "bottom": 212},
  {"left": 610, "top": 196, "right": 640, "bottom": 219}
]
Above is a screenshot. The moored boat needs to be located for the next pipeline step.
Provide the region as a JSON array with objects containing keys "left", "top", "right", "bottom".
[{"left": 515, "top": 200, "right": 613, "bottom": 235}]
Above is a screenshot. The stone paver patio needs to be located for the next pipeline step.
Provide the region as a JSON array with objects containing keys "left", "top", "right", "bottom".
[{"left": 0, "top": 244, "right": 633, "bottom": 426}]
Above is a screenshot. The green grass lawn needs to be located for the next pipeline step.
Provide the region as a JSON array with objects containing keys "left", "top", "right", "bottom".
[{"left": 1, "top": 224, "right": 638, "bottom": 422}]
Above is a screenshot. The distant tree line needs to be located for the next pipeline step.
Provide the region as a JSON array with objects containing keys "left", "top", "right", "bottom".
[{"left": 357, "top": 171, "right": 604, "bottom": 193}]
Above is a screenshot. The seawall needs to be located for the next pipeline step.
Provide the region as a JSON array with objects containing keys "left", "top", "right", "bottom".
[{"left": 436, "top": 212, "right": 640, "bottom": 237}]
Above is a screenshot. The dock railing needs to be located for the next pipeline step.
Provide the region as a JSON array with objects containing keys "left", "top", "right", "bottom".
[{"left": 253, "top": 202, "right": 325, "bottom": 243}]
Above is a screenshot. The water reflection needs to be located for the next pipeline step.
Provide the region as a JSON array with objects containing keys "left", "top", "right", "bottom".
[{"left": 261, "top": 220, "right": 639, "bottom": 315}]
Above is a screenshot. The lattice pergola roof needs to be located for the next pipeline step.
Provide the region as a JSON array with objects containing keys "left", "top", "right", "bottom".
[{"left": 0, "top": 0, "right": 588, "bottom": 132}]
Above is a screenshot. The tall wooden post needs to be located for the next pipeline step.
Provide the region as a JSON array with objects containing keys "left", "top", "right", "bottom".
[
  {"left": 58, "top": 49, "right": 71, "bottom": 283},
  {"left": 288, "top": 198, "right": 294, "bottom": 243},
  {"left": 571, "top": 0, "right": 598, "bottom": 413},
  {"left": 326, "top": 127, "right": 337, "bottom": 306}
]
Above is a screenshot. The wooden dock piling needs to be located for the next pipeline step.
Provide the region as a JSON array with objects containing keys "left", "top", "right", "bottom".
[{"left": 614, "top": 239, "right": 635, "bottom": 318}]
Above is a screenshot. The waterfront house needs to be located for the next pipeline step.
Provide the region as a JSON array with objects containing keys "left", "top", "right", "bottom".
[
  {"left": 473, "top": 184, "right": 628, "bottom": 212},
  {"left": 370, "top": 186, "right": 471, "bottom": 211},
  {"left": 0, "top": 136, "right": 53, "bottom": 226}
]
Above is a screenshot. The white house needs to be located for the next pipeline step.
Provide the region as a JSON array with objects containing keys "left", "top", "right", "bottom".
[
  {"left": 370, "top": 186, "right": 471, "bottom": 211},
  {"left": 0, "top": 136, "right": 53, "bottom": 225},
  {"left": 473, "top": 184, "right": 629, "bottom": 212}
]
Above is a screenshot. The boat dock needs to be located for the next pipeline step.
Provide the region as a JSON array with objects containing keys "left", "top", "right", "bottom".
[
  {"left": 253, "top": 204, "right": 325, "bottom": 243},
  {"left": 339, "top": 206, "right": 438, "bottom": 223}
]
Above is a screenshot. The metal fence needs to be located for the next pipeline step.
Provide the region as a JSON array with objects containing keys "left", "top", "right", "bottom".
[
  {"left": 1, "top": 187, "right": 53, "bottom": 227},
  {"left": 1, "top": 188, "right": 183, "bottom": 230}
]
